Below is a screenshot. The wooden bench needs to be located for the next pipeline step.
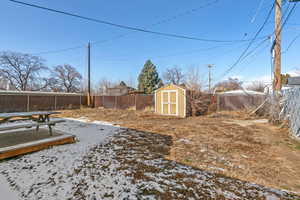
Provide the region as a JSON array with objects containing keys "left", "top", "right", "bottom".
[{"left": 0, "top": 119, "right": 65, "bottom": 136}]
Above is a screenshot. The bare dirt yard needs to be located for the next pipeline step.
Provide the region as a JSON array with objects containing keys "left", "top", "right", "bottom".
[{"left": 61, "top": 108, "right": 300, "bottom": 194}]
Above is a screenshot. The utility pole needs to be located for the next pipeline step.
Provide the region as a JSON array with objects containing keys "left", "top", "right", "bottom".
[
  {"left": 273, "top": 0, "right": 282, "bottom": 91},
  {"left": 87, "top": 42, "right": 91, "bottom": 106},
  {"left": 270, "top": 0, "right": 282, "bottom": 123},
  {"left": 208, "top": 64, "right": 213, "bottom": 93}
]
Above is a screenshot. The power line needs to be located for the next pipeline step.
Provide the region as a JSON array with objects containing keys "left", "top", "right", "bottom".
[
  {"left": 271, "top": 2, "right": 298, "bottom": 52},
  {"left": 251, "top": 0, "right": 266, "bottom": 23},
  {"left": 9, "top": 0, "right": 268, "bottom": 43},
  {"left": 33, "top": 45, "right": 85, "bottom": 55},
  {"left": 91, "top": 0, "right": 221, "bottom": 45},
  {"left": 31, "top": 0, "right": 220, "bottom": 55},
  {"left": 283, "top": 32, "right": 300, "bottom": 53},
  {"left": 218, "top": 3, "right": 275, "bottom": 79}
]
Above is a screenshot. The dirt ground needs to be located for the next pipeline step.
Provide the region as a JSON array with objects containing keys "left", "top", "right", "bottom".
[{"left": 60, "top": 108, "right": 300, "bottom": 193}]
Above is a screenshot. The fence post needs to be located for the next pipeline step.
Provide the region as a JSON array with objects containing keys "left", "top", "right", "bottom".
[
  {"left": 115, "top": 96, "right": 117, "bottom": 109},
  {"left": 135, "top": 95, "right": 137, "bottom": 110},
  {"left": 217, "top": 95, "right": 220, "bottom": 111},
  {"left": 54, "top": 95, "right": 57, "bottom": 110},
  {"left": 79, "top": 95, "right": 81, "bottom": 108},
  {"left": 102, "top": 96, "right": 104, "bottom": 108},
  {"left": 27, "top": 95, "right": 30, "bottom": 112}
]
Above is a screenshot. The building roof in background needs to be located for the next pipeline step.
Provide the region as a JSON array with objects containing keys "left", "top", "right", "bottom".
[
  {"left": 287, "top": 76, "right": 300, "bottom": 86},
  {"left": 219, "top": 89, "right": 265, "bottom": 96}
]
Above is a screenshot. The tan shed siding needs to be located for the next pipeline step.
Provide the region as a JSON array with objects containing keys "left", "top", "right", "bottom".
[
  {"left": 155, "top": 84, "right": 187, "bottom": 117},
  {"left": 156, "top": 90, "right": 162, "bottom": 114},
  {"left": 178, "top": 87, "right": 185, "bottom": 118}
]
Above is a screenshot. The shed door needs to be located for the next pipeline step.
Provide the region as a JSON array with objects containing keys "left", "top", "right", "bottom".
[{"left": 162, "top": 91, "right": 178, "bottom": 115}]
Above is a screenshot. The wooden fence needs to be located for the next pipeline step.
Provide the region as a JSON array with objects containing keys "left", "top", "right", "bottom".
[
  {"left": 0, "top": 91, "right": 87, "bottom": 113},
  {"left": 93, "top": 95, "right": 154, "bottom": 110},
  {"left": 216, "top": 94, "right": 266, "bottom": 111}
]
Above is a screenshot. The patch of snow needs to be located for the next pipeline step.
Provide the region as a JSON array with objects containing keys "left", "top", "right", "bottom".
[
  {"left": 0, "top": 119, "right": 124, "bottom": 200},
  {"left": 0, "top": 174, "right": 19, "bottom": 200}
]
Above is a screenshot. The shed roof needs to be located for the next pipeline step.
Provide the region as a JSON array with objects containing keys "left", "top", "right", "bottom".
[{"left": 156, "top": 84, "right": 187, "bottom": 92}]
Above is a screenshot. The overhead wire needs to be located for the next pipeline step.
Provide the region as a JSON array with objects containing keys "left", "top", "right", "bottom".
[
  {"left": 282, "top": 32, "right": 300, "bottom": 53},
  {"left": 30, "top": 0, "right": 221, "bottom": 55},
  {"left": 217, "top": 3, "right": 275, "bottom": 79},
  {"left": 9, "top": 0, "right": 255, "bottom": 44},
  {"left": 251, "top": 0, "right": 266, "bottom": 23}
]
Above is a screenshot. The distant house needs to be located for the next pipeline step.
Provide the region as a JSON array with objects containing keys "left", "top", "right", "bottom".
[
  {"left": 287, "top": 76, "right": 300, "bottom": 86},
  {"left": 103, "top": 82, "right": 136, "bottom": 96},
  {"left": 0, "top": 79, "right": 10, "bottom": 90}
]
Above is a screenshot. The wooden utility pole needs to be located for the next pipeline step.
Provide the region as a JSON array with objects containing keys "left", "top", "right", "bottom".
[
  {"left": 270, "top": 0, "right": 282, "bottom": 124},
  {"left": 273, "top": 0, "right": 282, "bottom": 91},
  {"left": 87, "top": 42, "right": 91, "bottom": 106},
  {"left": 208, "top": 64, "right": 213, "bottom": 93}
]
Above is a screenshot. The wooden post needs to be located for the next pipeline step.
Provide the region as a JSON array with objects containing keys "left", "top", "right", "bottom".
[
  {"left": 79, "top": 95, "right": 81, "bottom": 108},
  {"left": 54, "top": 95, "right": 57, "bottom": 110},
  {"left": 27, "top": 95, "right": 30, "bottom": 112},
  {"left": 273, "top": 0, "right": 282, "bottom": 91},
  {"left": 87, "top": 42, "right": 91, "bottom": 106},
  {"left": 270, "top": 0, "right": 282, "bottom": 124},
  {"left": 135, "top": 95, "right": 137, "bottom": 110}
]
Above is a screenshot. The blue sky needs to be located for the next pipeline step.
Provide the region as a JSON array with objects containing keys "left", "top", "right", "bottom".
[{"left": 1, "top": 0, "right": 300, "bottom": 88}]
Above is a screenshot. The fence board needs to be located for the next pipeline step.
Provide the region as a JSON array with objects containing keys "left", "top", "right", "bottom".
[
  {"left": 0, "top": 92, "right": 87, "bottom": 113},
  {"left": 116, "top": 96, "right": 135, "bottom": 109},
  {"left": 103, "top": 96, "right": 116, "bottom": 109},
  {"left": 29, "top": 96, "right": 55, "bottom": 111},
  {"left": 136, "top": 95, "right": 154, "bottom": 110},
  {"left": 217, "top": 95, "right": 266, "bottom": 111},
  {"left": 56, "top": 96, "right": 81, "bottom": 110},
  {"left": 93, "top": 95, "right": 154, "bottom": 110},
  {"left": 0, "top": 95, "right": 28, "bottom": 112}
]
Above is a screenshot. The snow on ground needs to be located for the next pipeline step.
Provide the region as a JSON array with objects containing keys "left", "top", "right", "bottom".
[
  {"left": 0, "top": 174, "right": 19, "bottom": 199},
  {"left": 0, "top": 118, "right": 299, "bottom": 200},
  {"left": 0, "top": 119, "right": 135, "bottom": 200}
]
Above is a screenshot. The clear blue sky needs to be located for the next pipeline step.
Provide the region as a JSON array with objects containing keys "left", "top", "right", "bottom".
[{"left": 1, "top": 0, "right": 300, "bottom": 88}]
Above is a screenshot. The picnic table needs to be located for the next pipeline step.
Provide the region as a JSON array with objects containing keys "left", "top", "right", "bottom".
[{"left": 0, "top": 111, "right": 65, "bottom": 135}]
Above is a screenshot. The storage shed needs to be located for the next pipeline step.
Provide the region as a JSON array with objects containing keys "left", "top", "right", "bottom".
[{"left": 155, "top": 84, "right": 189, "bottom": 118}]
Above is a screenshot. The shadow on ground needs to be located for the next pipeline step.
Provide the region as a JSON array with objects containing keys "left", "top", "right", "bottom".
[{"left": 76, "top": 128, "right": 300, "bottom": 200}]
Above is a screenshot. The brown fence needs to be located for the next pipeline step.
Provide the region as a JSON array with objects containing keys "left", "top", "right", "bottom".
[
  {"left": 93, "top": 95, "right": 154, "bottom": 110},
  {"left": 217, "top": 94, "right": 266, "bottom": 111},
  {"left": 0, "top": 91, "right": 87, "bottom": 113}
]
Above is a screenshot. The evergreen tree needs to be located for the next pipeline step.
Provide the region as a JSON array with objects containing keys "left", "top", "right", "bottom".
[
  {"left": 138, "top": 60, "right": 161, "bottom": 94},
  {"left": 119, "top": 81, "right": 127, "bottom": 86}
]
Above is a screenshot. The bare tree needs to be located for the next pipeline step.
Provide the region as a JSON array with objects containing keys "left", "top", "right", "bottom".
[
  {"left": 246, "top": 81, "right": 266, "bottom": 92},
  {"left": 163, "top": 66, "right": 185, "bottom": 85},
  {"left": 214, "top": 78, "right": 243, "bottom": 92},
  {"left": 50, "top": 64, "right": 82, "bottom": 92},
  {"left": 185, "top": 66, "right": 202, "bottom": 91},
  {"left": 0, "top": 51, "right": 48, "bottom": 91}
]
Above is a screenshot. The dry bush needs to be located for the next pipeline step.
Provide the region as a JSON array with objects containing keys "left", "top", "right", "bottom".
[
  {"left": 246, "top": 81, "right": 266, "bottom": 92},
  {"left": 142, "top": 106, "right": 154, "bottom": 112},
  {"left": 188, "top": 91, "right": 212, "bottom": 116}
]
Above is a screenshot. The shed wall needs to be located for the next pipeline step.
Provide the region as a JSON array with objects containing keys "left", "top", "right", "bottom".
[{"left": 155, "top": 85, "right": 186, "bottom": 117}]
